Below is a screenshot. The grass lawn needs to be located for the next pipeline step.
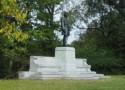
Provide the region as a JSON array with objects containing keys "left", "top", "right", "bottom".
[{"left": 0, "top": 75, "right": 125, "bottom": 90}]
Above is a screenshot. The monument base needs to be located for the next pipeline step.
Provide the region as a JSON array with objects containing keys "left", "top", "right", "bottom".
[{"left": 19, "top": 47, "right": 108, "bottom": 80}]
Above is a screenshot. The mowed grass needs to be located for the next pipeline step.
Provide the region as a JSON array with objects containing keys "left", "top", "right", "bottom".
[{"left": 0, "top": 76, "right": 125, "bottom": 90}]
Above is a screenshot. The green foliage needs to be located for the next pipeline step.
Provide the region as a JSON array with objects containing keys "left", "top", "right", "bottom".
[
  {"left": 0, "top": 0, "right": 30, "bottom": 78},
  {"left": 25, "top": 0, "right": 62, "bottom": 57},
  {"left": 71, "top": 0, "right": 125, "bottom": 74},
  {"left": 0, "top": 0, "right": 64, "bottom": 78},
  {"left": 27, "top": 39, "right": 61, "bottom": 56},
  {"left": 72, "top": 39, "right": 124, "bottom": 74},
  {"left": 0, "top": 57, "right": 11, "bottom": 79}
]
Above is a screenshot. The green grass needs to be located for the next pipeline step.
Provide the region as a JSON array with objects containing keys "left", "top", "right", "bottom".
[{"left": 0, "top": 76, "right": 125, "bottom": 90}]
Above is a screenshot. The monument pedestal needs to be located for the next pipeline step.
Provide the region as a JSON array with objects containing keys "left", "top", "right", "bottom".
[
  {"left": 19, "top": 47, "right": 106, "bottom": 80},
  {"left": 55, "top": 47, "right": 76, "bottom": 75}
]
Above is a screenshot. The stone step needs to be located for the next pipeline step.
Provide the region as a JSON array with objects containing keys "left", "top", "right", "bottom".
[
  {"left": 65, "top": 76, "right": 100, "bottom": 80},
  {"left": 29, "top": 74, "right": 103, "bottom": 80},
  {"left": 29, "top": 74, "right": 63, "bottom": 79},
  {"left": 65, "top": 74, "right": 104, "bottom": 78},
  {"left": 36, "top": 68, "right": 60, "bottom": 72},
  {"left": 28, "top": 72, "right": 104, "bottom": 79},
  {"left": 37, "top": 65, "right": 61, "bottom": 68},
  {"left": 37, "top": 72, "right": 65, "bottom": 75},
  {"left": 75, "top": 71, "right": 96, "bottom": 74},
  {"left": 27, "top": 74, "right": 107, "bottom": 80}
]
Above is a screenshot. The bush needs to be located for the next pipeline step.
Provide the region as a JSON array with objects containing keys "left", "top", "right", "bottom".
[
  {"left": 0, "top": 57, "right": 11, "bottom": 79},
  {"left": 74, "top": 44, "right": 124, "bottom": 75}
]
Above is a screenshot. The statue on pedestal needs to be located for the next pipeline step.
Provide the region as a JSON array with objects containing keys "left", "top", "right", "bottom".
[{"left": 61, "top": 12, "right": 70, "bottom": 46}]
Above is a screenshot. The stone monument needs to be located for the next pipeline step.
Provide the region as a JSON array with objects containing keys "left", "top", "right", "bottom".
[
  {"left": 18, "top": 11, "right": 108, "bottom": 80},
  {"left": 19, "top": 47, "right": 106, "bottom": 79}
]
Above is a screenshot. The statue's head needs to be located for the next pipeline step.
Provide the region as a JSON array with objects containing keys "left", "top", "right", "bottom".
[{"left": 63, "top": 11, "right": 68, "bottom": 17}]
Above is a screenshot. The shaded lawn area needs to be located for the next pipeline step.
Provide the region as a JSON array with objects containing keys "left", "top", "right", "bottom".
[{"left": 0, "top": 75, "right": 125, "bottom": 90}]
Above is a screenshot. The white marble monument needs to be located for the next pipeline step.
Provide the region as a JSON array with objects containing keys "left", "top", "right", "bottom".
[{"left": 19, "top": 47, "right": 106, "bottom": 79}]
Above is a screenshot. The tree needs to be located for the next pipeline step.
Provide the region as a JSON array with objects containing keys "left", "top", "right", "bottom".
[
  {"left": 71, "top": 0, "right": 125, "bottom": 74},
  {"left": 106, "top": 0, "right": 125, "bottom": 19},
  {"left": 0, "top": 0, "right": 29, "bottom": 78},
  {"left": 24, "top": 0, "right": 62, "bottom": 56}
]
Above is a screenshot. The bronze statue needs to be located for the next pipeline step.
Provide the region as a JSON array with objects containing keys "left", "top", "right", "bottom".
[{"left": 61, "top": 12, "right": 70, "bottom": 46}]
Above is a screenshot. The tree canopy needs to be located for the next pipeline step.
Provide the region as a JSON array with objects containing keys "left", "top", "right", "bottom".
[{"left": 71, "top": 0, "right": 125, "bottom": 74}]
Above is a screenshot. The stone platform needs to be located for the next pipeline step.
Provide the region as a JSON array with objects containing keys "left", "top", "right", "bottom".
[{"left": 19, "top": 47, "right": 106, "bottom": 80}]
